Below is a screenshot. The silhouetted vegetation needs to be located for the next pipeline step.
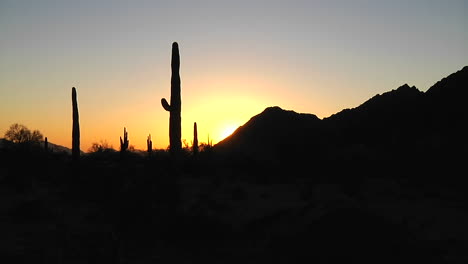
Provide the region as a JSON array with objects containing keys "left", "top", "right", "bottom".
[
  {"left": 72, "top": 87, "right": 80, "bottom": 163},
  {"left": 147, "top": 134, "right": 152, "bottom": 154},
  {"left": 119, "top": 127, "right": 129, "bottom": 154},
  {"left": 161, "top": 42, "right": 182, "bottom": 156},
  {"left": 88, "top": 140, "right": 114, "bottom": 153},
  {"left": 44, "top": 136, "right": 48, "bottom": 152},
  {"left": 4, "top": 123, "right": 43, "bottom": 144},
  {"left": 1, "top": 49, "right": 467, "bottom": 263},
  {"left": 193, "top": 122, "right": 199, "bottom": 155}
]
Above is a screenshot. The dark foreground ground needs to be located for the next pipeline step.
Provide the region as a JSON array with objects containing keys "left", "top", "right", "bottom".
[{"left": 1, "top": 147, "right": 467, "bottom": 264}]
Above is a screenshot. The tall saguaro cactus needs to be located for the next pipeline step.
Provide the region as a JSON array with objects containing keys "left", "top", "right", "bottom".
[
  {"left": 161, "top": 42, "right": 182, "bottom": 155},
  {"left": 193, "top": 122, "right": 198, "bottom": 155},
  {"left": 72, "top": 87, "right": 80, "bottom": 162}
]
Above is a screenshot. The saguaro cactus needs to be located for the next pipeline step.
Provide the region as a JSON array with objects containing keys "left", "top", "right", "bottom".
[
  {"left": 161, "top": 42, "right": 182, "bottom": 155},
  {"left": 72, "top": 87, "right": 80, "bottom": 161},
  {"left": 147, "top": 134, "right": 153, "bottom": 154},
  {"left": 193, "top": 122, "right": 198, "bottom": 155},
  {"left": 44, "top": 137, "right": 48, "bottom": 152},
  {"left": 120, "top": 127, "right": 129, "bottom": 152}
]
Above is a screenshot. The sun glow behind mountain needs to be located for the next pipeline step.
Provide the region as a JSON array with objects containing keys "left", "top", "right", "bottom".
[
  {"left": 219, "top": 124, "right": 239, "bottom": 141},
  {"left": 181, "top": 88, "right": 271, "bottom": 148}
]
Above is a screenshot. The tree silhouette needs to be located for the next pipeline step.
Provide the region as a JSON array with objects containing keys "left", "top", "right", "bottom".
[{"left": 4, "top": 123, "right": 43, "bottom": 143}]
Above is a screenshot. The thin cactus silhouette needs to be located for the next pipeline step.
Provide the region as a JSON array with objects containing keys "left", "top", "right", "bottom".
[
  {"left": 207, "top": 134, "right": 212, "bottom": 148},
  {"left": 193, "top": 122, "right": 198, "bottom": 155},
  {"left": 44, "top": 137, "right": 48, "bottom": 152},
  {"left": 161, "top": 42, "right": 182, "bottom": 156},
  {"left": 147, "top": 134, "right": 153, "bottom": 154},
  {"left": 72, "top": 87, "right": 80, "bottom": 162},
  {"left": 120, "top": 127, "right": 129, "bottom": 153}
]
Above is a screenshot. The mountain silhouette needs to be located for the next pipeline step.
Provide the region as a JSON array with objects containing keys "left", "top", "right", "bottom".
[
  {"left": 424, "top": 66, "right": 468, "bottom": 134},
  {"left": 0, "top": 138, "right": 76, "bottom": 155},
  {"left": 44, "top": 141, "right": 75, "bottom": 154},
  {"left": 215, "top": 106, "right": 322, "bottom": 161},
  {"left": 214, "top": 66, "right": 468, "bottom": 171}
]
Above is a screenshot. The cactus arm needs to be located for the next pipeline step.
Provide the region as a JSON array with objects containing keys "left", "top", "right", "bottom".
[{"left": 161, "top": 98, "right": 171, "bottom": 111}]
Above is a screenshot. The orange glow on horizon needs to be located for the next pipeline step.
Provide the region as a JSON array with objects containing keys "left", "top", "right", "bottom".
[{"left": 0, "top": 56, "right": 330, "bottom": 153}]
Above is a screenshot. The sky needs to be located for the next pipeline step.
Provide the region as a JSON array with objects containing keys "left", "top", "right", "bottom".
[{"left": 1, "top": 0, "right": 467, "bottom": 151}]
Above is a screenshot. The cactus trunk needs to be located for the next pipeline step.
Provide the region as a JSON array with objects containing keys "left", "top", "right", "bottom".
[
  {"left": 72, "top": 87, "right": 80, "bottom": 162},
  {"left": 44, "top": 137, "right": 48, "bottom": 152},
  {"left": 161, "top": 42, "right": 182, "bottom": 155},
  {"left": 193, "top": 122, "right": 198, "bottom": 155}
]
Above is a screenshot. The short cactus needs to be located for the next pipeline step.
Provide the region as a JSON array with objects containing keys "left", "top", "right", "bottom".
[
  {"left": 120, "top": 127, "right": 129, "bottom": 153},
  {"left": 147, "top": 134, "right": 153, "bottom": 154}
]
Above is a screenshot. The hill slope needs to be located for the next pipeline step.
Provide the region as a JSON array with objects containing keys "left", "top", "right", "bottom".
[
  {"left": 0, "top": 138, "right": 74, "bottom": 154},
  {"left": 214, "top": 66, "right": 468, "bottom": 166},
  {"left": 215, "top": 106, "right": 324, "bottom": 161}
]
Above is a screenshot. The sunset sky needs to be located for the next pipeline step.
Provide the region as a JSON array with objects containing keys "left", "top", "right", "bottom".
[{"left": 1, "top": 0, "right": 467, "bottom": 151}]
